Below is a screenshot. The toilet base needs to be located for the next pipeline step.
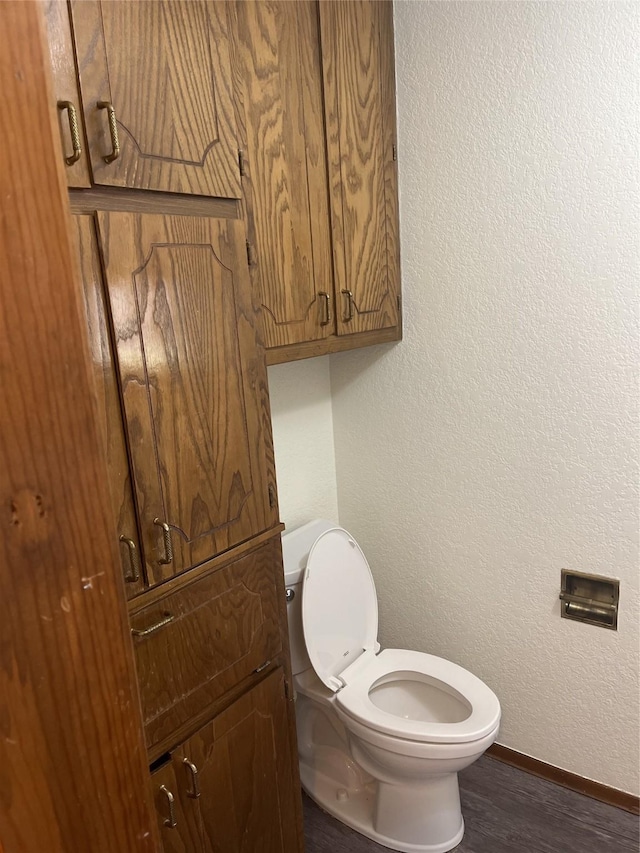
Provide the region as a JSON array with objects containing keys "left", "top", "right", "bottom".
[{"left": 300, "top": 763, "right": 465, "bottom": 853}]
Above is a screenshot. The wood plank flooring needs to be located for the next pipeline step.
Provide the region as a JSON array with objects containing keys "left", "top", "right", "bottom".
[{"left": 302, "top": 755, "right": 639, "bottom": 852}]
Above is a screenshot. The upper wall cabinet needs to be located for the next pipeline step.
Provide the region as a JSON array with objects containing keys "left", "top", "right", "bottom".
[
  {"left": 42, "top": 0, "right": 91, "bottom": 187},
  {"left": 230, "top": 0, "right": 334, "bottom": 350},
  {"left": 239, "top": 0, "right": 402, "bottom": 364},
  {"left": 97, "top": 212, "right": 278, "bottom": 586},
  {"left": 319, "top": 0, "right": 400, "bottom": 336},
  {"left": 70, "top": 1, "right": 241, "bottom": 197}
]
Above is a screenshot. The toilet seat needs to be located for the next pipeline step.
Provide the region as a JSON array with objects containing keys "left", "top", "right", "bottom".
[
  {"left": 302, "top": 527, "right": 380, "bottom": 692},
  {"left": 335, "top": 648, "right": 501, "bottom": 744},
  {"left": 301, "top": 526, "right": 500, "bottom": 746}
]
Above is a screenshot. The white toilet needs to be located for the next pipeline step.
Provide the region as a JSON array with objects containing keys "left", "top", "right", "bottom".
[{"left": 282, "top": 520, "right": 501, "bottom": 853}]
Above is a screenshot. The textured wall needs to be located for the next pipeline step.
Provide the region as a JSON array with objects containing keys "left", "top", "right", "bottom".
[
  {"left": 330, "top": 2, "right": 639, "bottom": 794},
  {"left": 268, "top": 358, "right": 339, "bottom": 532}
]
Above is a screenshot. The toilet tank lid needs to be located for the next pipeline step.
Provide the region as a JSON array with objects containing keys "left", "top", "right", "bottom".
[{"left": 281, "top": 519, "right": 336, "bottom": 584}]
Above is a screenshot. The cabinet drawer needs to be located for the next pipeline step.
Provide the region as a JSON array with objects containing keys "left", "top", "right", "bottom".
[{"left": 132, "top": 539, "right": 283, "bottom": 748}]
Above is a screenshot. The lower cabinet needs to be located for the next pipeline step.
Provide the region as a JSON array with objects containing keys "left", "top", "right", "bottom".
[{"left": 151, "top": 669, "right": 300, "bottom": 853}]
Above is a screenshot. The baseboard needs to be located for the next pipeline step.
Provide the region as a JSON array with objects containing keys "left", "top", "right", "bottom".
[{"left": 487, "top": 744, "right": 639, "bottom": 815}]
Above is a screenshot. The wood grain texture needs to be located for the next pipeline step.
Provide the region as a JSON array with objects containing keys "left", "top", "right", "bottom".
[
  {"left": 303, "top": 755, "right": 640, "bottom": 853},
  {"left": 230, "top": 0, "right": 334, "bottom": 348},
  {"left": 72, "top": 214, "right": 145, "bottom": 596},
  {"left": 41, "top": 0, "right": 91, "bottom": 187},
  {"left": 0, "top": 3, "right": 158, "bottom": 850},
  {"left": 319, "top": 0, "right": 400, "bottom": 336},
  {"left": 266, "top": 324, "right": 401, "bottom": 365},
  {"left": 71, "top": 0, "right": 241, "bottom": 198},
  {"left": 97, "top": 211, "right": 278, "bottom": 585},
  {"left": 127, "top": 524, "right": 284, "bottom": 616},
  {"left": 378, "top": 0, "right": 402, "bottom": 327},
  {"left": 133, "top": 539, "right": 282, "bottom": 749},
  {"left": 187, "top": 669, "right": 302, "bottom": 853},
  {"left": 151, "top": 760, "right": 205, "bottom": 853},
  {"left": 69, "top": 186, "right": 240, "bottom": 220}
]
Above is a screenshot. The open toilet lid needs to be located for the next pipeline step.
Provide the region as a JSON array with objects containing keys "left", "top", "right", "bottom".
[{"left": 302, "top": 527, "right": 378, "bottom": 692}]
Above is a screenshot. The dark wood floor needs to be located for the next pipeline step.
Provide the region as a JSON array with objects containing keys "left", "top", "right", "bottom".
[{"left": 302, "top": 755, "right": 639, "bottom": 852}]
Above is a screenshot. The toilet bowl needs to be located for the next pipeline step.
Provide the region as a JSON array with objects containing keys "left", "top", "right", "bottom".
[{"left": 283, "top": 520, "right": 501, "bottom": 853}]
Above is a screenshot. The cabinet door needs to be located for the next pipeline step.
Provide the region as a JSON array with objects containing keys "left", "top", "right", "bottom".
[
  {"left": 151, "top": 759, "right": 205, "bottom": 853},
  {"left": 230, "top": 0, "right": 334, "bottom": 349},
  {"left": 184, "top": 670, "right": 300, "bottom": 853},
  {"left": 71, "top": 1, "right": 241, "bottom": 198},
  {"left": 319, "top": 0, "right": 400, "bottom": 336},
  {"left": 97, "top": 212, "right": 278, "bottom": 586},
  {"left": 42, "top": 0, "right": 91, "bottom": 187},
  {"left": 72, "top": 215, "right": 145, "bottom": 597}
]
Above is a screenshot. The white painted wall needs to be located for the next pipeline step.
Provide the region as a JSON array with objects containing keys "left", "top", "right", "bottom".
[
  {"left": 268, "top": 358, "right": 338, "bottom": 532},
  {"left": 330, "top": 2, "right": 639, "bottom": 794}
]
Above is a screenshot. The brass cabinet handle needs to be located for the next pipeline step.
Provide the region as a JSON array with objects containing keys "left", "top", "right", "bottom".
[
  {"left": 57, "top": 100, "right": 82, "bottom": 165},
  {"left": 119, "top": 535, "right": 141, "bottom": 583},
  {"left": 341, "top": 289, "right": 354, "bottom": 322},
  {"left": 131, "top": 612, "right": 174, "bottom": 638},
  {"left": 182, "top": 758, "right": 200, "bottom": 799},
  {"left": 318, "top": 291, "right": 331, "bottom": 326},
  {"left": 97, "top": 100, "right": 120, "bottom": 163},
  {"left": 153, "top": 518, "right": 174, "bottom": 565},
  {"left": 159, "top": 785, "right": 177, "bottom": 828}
]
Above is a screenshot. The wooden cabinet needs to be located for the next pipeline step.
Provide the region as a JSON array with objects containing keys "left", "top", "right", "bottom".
[
  {"left": 48, "top": 0, "right": 401, "bottom": 362},
  {"left": 132, "top": 538, "right": 283, "bottom": 751},
  {"left": 70, "top": 1, "right": 241, "bottom": 198},
  {"left": 72, "top": 214, "right": 145, "bottom": 597},
  {"left": 151, "top": 759, "right": 204, "bottom": 853},
  {"left": 230, "top": 0, "right": 334, "bottom": 350},
  {"left": 319, "top": 0, "right": 401, "bottom": 338},
  {"left": 97, "top": 212, "right": 278, "bottom": 586},
  {"left": 42, "top": 0, "right": 91, "bottom": 187},
  {"left": 34, "top": 2, "right": 404, "bottom": 849},
  {"left": 231, "top": 0, "right": 401, "bottom": 363},
  {"left": 150, "top": 669, "right": 300, "bottom": 853}
]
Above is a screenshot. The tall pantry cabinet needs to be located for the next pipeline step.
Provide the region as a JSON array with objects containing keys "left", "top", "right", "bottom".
[{"left": 41, "top": 1, "right": 400, "bottom": 850}]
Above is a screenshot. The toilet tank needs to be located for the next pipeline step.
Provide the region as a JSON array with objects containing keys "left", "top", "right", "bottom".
[{"left": 281, "top": 519, "right": 335, "bottom": 675}]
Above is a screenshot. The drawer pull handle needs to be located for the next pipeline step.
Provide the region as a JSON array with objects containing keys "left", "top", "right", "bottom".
[
  {"left": 342, "top": 289, "right": 354, "bottom": 322},
  {"left": 318, "top": 291, "right": 331, "bottom": 326},
  {"left": 159, "top": 785, "right": 177, "bottom": 828},
  {"left": 254, "top": 660, "right": 271, "bottom": 674},
  {"left": 131, "top": 612, "right": 174, "bottom": 638},
  {"left": 183, "top": 758, "right": 200, "bottom": 799},
  {"left": 154, "top": 518, "right": 174, "bottom": 565},
  {"left": 57, "top": 100, "right": 82, "bottom": 165},
  {"left": 119, "top": 535, "right": 140, "bottom": 582},
  {"left": 97, "top": 100, "right": 120, "bottom": 163}
]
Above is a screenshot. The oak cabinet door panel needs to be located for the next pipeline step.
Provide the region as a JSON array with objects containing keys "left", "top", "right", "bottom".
[
  {"left": 71, "top": 1, "right": 241, "bottom": 198},
  {"left": 150, "top": 760, "right": 205, "bottom": 852},
  {"left": 98, "top": 212, "right": 277, "bottom": 585},
  {"left": 319, "top": 0, "right": 400, "bottom": 336},
  {"left": 185, "top": 670, "right": 299, "bottom": 853},
  {"left": 230, "top": 0, "right": 333, "bottom": 348},
  {"left": 72, "top": 214, "right": 145, "bottom": 597},
  {"left": 42, "top": 0, "right": 91, "bottom": 187}
]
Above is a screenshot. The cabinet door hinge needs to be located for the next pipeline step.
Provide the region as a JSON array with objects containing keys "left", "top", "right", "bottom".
[
  {"left": 392, "top": 143, "right": 397, "bottom": 162},
  {"left": 284, "top": 679, "right": 293, "bottom": 701},
  {"left": 238, "top": 148, "right": 246, "bottom": 177},
  {"left": 268, "top": 483, "right": 277, "bottom": 509},
  {"left": 246, "top": 240, "right": 256, "bottom": 267},
  {"left": 397, "top": 294, "right": 402, "bottom": 313}
]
